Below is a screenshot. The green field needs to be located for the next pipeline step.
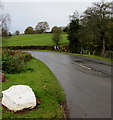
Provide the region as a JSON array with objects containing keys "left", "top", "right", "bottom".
[
  {"left": 2, "top": 33, "right": 69, "bottom": 46},
  {"left": 2, "top": 58, "right": 65, "bottom": 118}
]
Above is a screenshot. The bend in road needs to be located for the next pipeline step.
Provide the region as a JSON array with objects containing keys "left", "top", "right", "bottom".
[{"left": 27, "top": 51, "right": 111, "bottom": 118}]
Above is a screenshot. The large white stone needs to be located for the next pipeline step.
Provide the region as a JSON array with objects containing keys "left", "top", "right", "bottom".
[{"left": 2, "top": 85, "right": 36, "bottom": 112}]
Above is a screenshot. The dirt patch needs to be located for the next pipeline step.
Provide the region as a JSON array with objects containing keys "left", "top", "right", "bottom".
[
  {"left": 0, "top": 72, "right": 7, "bottom": 82},
  {"left": 59, "top": 101, "right": 70, "bottom": 119}
]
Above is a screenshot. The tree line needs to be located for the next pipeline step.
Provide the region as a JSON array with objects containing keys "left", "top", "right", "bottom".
[
  {"left": 24, "top": 22, "right": 66, "bottom": 34},
  {"left": 24, "top": 21, "right": 49, "bottom": 34},
  {"left": 67, "top": 1, "right": 113, "bottom": 55}
]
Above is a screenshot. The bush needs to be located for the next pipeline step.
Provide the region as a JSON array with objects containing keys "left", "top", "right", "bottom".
[
  {"left": 11, "top": 51, "right": 32, "bottom": 62},
  {"left": 2, "top": 49, "right": 32, "bottom": 74}
]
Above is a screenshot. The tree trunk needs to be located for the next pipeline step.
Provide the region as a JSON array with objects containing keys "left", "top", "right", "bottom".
[{"left": 101, "top": 37, "right": 105, "bottom": 56}]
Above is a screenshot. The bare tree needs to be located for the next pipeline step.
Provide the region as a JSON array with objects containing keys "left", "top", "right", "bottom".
[{"left": 0, "top": 2, "right": 10, "bottom": 37}]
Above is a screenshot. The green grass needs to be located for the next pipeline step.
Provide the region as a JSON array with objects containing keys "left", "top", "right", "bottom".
[
  {"left": 2, "top": 58, "right": 65, "bottom": 118},
  {"left": 77, "top": 54, "right": 113, "bottom": 63},
  {"left": 67, "top": 53, "right": 112, "bottom": 63},
  {"left": 60, "top": 51, "right": 113, "bottom": 63},
  {"left": 2, "top": 33, "right": 69, "bottom": 46}
]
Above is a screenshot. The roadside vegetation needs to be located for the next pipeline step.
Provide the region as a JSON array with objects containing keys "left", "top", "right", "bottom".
[
  {"left": 63, "top": 52, "right": 113, "bottom": 63},
  {"left": 1, "top": 49, "right": 65, "bottom": 118},
  {"left": 2, "top": 49, "right": 32, "bottom": 73},
  {"left": 77, "top": 54, "right": 113, "bottom": 63},
  {"left": 67, "top": 1, "right": 113, "bottom": 56}
]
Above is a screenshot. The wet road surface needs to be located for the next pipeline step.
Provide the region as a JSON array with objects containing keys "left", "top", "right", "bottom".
[{"left": 27, "top": 51, "right": 111, "bottom": 118}]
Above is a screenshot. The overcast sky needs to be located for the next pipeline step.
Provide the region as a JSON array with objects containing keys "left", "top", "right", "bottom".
[{"left": 2, "top": 0, "right": 112, "bottom": 33}]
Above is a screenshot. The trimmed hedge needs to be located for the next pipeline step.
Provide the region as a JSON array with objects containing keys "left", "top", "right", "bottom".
[{"left": 2, "top": 45, "right": 69, "bottom": 52}]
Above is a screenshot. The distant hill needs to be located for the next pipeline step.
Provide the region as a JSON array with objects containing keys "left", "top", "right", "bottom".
[{"left": 2, "top": 33, "right": 69, "bottom": 46}]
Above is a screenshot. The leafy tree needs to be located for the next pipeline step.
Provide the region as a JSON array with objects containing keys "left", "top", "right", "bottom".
[
  {"left": 80, "top": 1, "right": 113, "bottom": 55},
  {"left": 35, "top": 21, "right": 49, "bottom": 33},
  {"left": 15, "top": 30, "right": 20, "bottom": 35},
  {"left": 52, "top": 26, "right": 62, "bottom": 45},
  {"left": 24, "top": 26, "right": 34, "bottom": 34},
  {"left": 8, "top": 32, "right": 12, "bottom": 36},
  {"left": 62, "top": 26, "right": 69, "bottom": 33},
  {"left": 68, "top": 12, "right": 81, "bottom": 53},
  {"left": 106, "top": 18, "right": 113, "bottom": 51}
]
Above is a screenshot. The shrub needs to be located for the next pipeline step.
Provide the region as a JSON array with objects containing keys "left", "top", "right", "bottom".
[
  {"left": 2, "top": 49, "right": 32, "bottom": 74},
  {"left": 9, "top": 51, "right": 32, "bottom": 62},
  {"left": 18, "top": 52, "right": 32, "bottom": 62}
]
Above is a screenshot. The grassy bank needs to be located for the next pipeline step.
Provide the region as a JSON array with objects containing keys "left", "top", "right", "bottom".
[
  {"left": 2, "top": 33, "right": 68, "bottom": 46},
  {"left": 76, "top": 54, "right": 113, "bottom": 63},
  {"left": 2, "top": 58, "right": 65, "bottom": 118}
]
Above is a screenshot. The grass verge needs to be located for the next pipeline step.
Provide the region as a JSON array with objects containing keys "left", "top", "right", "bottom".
[
  {"left": 2, "top": 58, "right": 65, "bottom": 118},
  {"left": 76, "top": 54, "right": 113, "bottom": 63},
  {"left": 64, "top": 52, "right": 113, "bottom": 63}
]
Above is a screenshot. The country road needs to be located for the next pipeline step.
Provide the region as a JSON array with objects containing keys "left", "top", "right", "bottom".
[{"left": 27, "top": 51, "right": 111, "bottom": 118}]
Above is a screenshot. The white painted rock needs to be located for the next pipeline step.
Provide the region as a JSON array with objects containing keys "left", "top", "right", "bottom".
[{"left": 2, "top": 85, "right": 36, "bottom": 112}]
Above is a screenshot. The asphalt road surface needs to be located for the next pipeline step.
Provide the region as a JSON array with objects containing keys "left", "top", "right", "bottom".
[{"left": 27, "top": 51, "right": 111, "bottom": 118}]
